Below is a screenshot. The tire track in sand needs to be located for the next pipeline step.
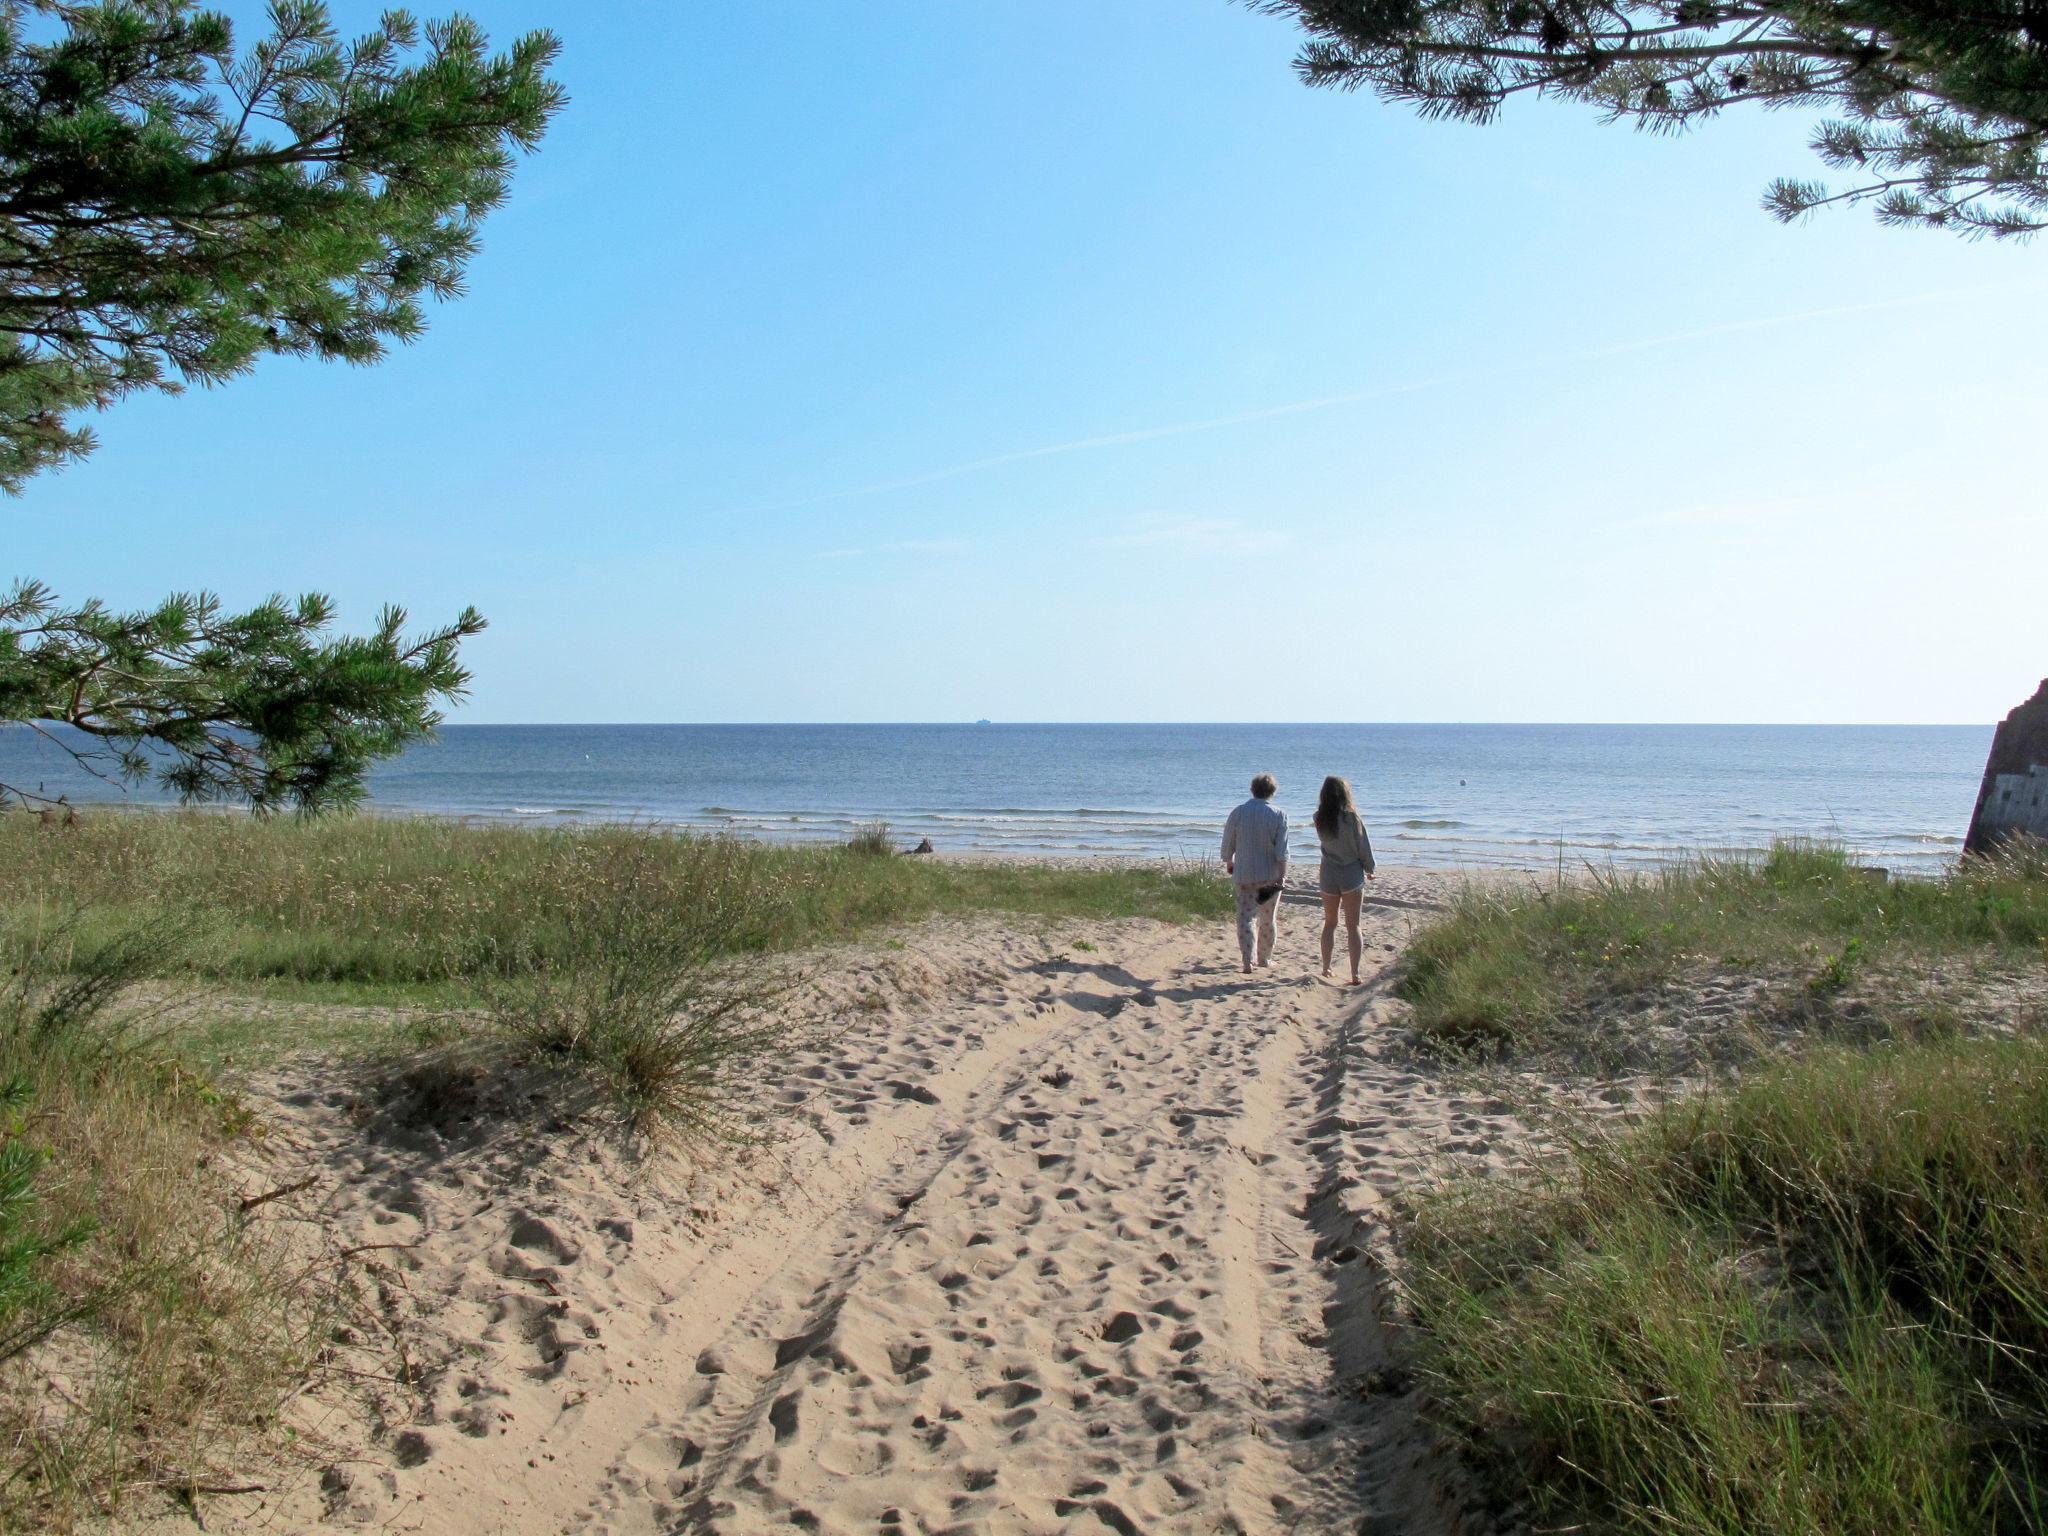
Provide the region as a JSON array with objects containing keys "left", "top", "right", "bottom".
[{"left": 586, "top": 875, "right": 1465, "bottom": 1536}]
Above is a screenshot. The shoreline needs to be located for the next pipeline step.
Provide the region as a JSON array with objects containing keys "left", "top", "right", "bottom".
[
  {"left": 5, "top": 795, "right": 1955, "bottom": 877},
  {"left": 1, "top": 720, "right": 1983, "bottom": 877}
]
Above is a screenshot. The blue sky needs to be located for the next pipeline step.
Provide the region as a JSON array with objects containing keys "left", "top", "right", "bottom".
[{"left": 16, "top": 1, "right": 2047, "bottom": 724}]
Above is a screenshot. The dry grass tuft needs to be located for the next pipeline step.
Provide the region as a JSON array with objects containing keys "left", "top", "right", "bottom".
[
  {"left": 845, "top": 819, "right": 895, "bottom": 857},
  {"left": 481, "top": 833, "right": 814, "bottom": 1140},
  {"left": 0, "top": 918, "right": 328, "bottom": 1531}
]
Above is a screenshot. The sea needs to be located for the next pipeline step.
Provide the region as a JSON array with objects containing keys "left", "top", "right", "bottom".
[{"left": 0, "top": 722, "right": 1992, "bottom": 875}]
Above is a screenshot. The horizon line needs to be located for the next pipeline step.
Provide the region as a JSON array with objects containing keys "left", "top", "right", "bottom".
[{"left": 428, "top": 719, "right": 1995, "bottom": 730}]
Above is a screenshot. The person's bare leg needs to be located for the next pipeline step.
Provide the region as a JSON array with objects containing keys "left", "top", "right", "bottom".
[
  {"left": 1342, "top": 887, "right": 1364, "bottom": 984},
  {"left": 1319, "top": 891, "right": 1339, "bottom": 976}
]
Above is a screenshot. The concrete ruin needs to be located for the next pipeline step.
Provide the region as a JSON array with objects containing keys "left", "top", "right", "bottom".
[{"left": 1965, "top": 678, "right": 2048, "bottom": 855}]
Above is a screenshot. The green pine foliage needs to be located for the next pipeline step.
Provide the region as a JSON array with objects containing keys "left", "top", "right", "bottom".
[
  {"left": 0, "top": 580, "right": 484, "bottom": 810},
  {"left": 1259, "top": 0, "right": 2048, "bottom": 236},
  {"left": 0, "top": 0, "right": 565, "bottom": 488},
  {"left": 0, "top": 2, "right": 564, "bottom": 812}
]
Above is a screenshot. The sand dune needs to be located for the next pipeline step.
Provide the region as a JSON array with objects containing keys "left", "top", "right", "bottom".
[{"left": 213, "top": 870, "right": 1498, "bottom": 1535}]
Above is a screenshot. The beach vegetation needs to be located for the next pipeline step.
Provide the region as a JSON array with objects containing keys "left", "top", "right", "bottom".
[
  {"left": 1401, "top": 839, "right": 2048, "bottom": 1063},
  {"left": 0, "top": 811, "right": 1231, "bottom": 1007},
  {"left": 0, "top": 1074, "right": 90, "bottom": 1364},
  {"left": 846, "top": 819, "right": 896, "bottom": 857},
  {"left": 480, "top": 832, "right": 811, "bottom": 1140},
  {"left": 1403, "top": 1035, "right": 2048, "bottom": 1535},
  {"left": 1260, "top": 0, "right": 2048, "bottom": 238},
  {"left": 0, "top": 911, "right": 322, "bottom": 1532}
]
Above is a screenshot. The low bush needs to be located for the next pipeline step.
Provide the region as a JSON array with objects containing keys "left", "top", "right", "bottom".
[{"left": 0, "top": 1074, "right": 90, "bottom": 1365}]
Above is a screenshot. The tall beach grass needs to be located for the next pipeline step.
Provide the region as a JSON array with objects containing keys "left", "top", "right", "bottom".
[
  {"left": 1390, "top": 839, "right": 2048, "bottom": 1535},
  {"left": 1400, "top": 839, "right": 2048, "bottom": 1062},
  {"left": 0, "top": 809, "right": 1231, "bottom": 994},
  {"left": 0, "top": 916, "right": 322, "bottom": 1531},
  {"left": 1404, "top": 1036, "right": 2048, "bottom": 1536}
]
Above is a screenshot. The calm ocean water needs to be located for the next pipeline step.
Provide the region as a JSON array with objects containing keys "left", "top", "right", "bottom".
[{"left": 0, "top": 723, "right": 1991, "bottom": 873}]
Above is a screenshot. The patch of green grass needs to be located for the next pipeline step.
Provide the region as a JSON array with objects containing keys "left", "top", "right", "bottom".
[
  {"left": 160, "top": 993, "right": 468, "bottom": 1077},
  {"left": 0, "top": 811, "right": 1231, "bottom": 996},
  {"left": 1400, "top": 840, "right": 2048, "bottom": 1061},
  {"left": 1403, "top": 1036, "right": 2048, "bottom": 1536}
]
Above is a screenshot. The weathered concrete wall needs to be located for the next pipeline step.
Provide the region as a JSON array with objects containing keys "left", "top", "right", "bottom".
[{"left": 1965, "top": 679, "right": 2048, "bottom": 855}]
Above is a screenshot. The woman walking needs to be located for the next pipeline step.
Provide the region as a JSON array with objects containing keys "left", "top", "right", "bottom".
[{"left": 1313, "top": 775, "right": 1375, "bottom": 985}]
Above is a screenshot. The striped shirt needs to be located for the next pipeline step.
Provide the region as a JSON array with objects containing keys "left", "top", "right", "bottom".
[{"left": 1220, "top": 797, "right": 1289, "bottom": 886}]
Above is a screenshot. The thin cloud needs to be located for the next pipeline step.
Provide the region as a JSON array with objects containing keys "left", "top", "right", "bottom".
[
  {"left": 726, "top": 376, "right": 1452, "bottom": 518},
  {"left": 1605, "top": 492, "right": 1836, "bottom": 535},
  {"left": 720, "top": 281, "right": 2038, "bottom": 519},
  {"left": 1089, "top": 515, "right": 1290, "bottom": 554},
  {"left": 808, "top": 538, "right": 972, "bottom": 560}
]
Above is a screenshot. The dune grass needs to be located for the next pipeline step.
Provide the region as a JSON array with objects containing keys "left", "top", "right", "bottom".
[
  {"left": 1399, "top": 840, "right": 2048, "bottom": 1061},
  {"left": 0, "top": 809, "right": 1230, "bottom": 997},
  {"left": 1404, "top": 1036, "right": 2048, "bottom": 1536},
  {"left": 1391, "top": 841, "right": 2048, "bottom": 1534},
  {"left": 0, "top": 917, "right": 322, "bottom": 1532}
]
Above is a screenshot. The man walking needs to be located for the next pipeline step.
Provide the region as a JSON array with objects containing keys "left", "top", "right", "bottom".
[{"left": 1220, "top": 773, "right": 1289, "bottom": 974}]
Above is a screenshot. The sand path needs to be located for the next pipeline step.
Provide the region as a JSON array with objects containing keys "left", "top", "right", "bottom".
[{"left": 243, "top": 873, "right": 1478, "bottom": 1535}]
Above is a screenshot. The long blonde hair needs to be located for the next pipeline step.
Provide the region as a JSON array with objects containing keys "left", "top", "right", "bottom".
[{"left": 1313, "top": 775, "right": 1356, "bottom": 837}]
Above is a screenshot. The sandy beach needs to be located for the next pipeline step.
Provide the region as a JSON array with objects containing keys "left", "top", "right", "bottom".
[{"left": 181, "top": 867, "right": 1520, "bottom": 1535}]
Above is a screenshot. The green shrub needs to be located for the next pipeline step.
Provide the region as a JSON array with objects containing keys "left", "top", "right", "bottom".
[{"left": 0, "top": 1074, "right": 91, "bottom": 1364}]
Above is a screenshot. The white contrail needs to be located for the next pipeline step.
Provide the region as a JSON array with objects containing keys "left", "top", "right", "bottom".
[
  {"left": 717, "top": 282, "right": 2031, "bottom": 517},
  {"left": 724, "top": 376, "right": 1460, "bottom": 515}
]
